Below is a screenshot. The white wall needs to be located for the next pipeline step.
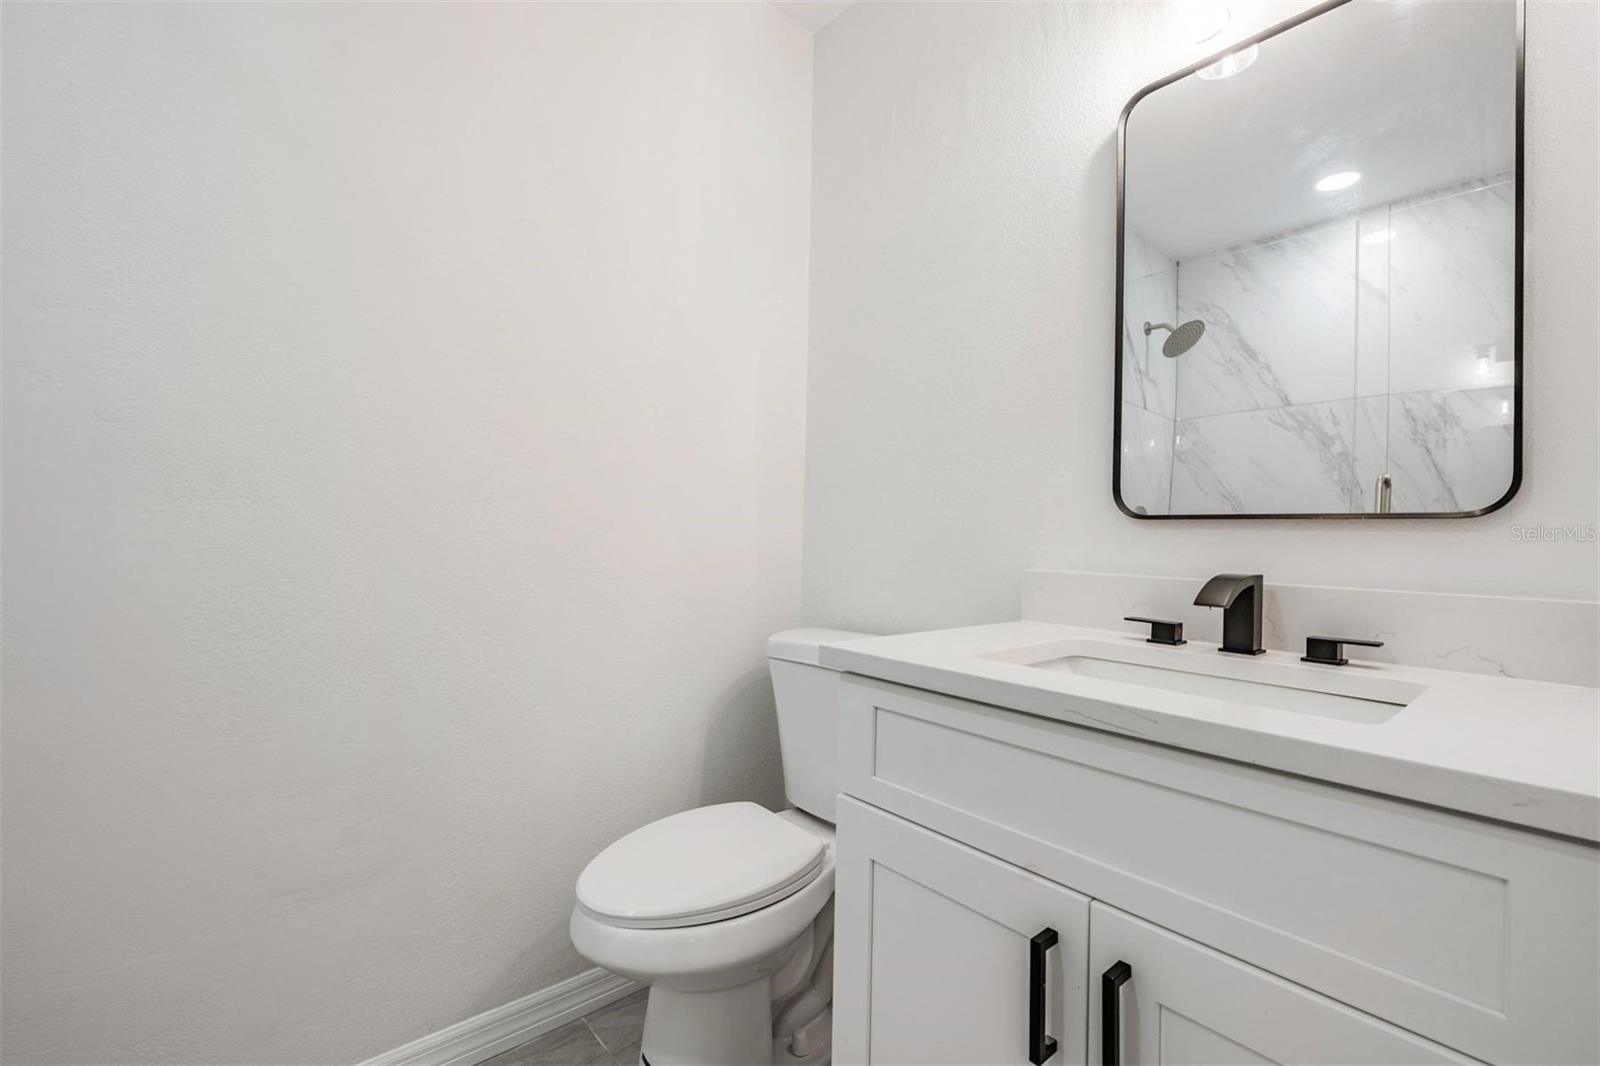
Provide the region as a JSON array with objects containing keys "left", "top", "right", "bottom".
[
  {"left": 803, "top": 0, "right": 1599, "bottom": 634},
  {"left": 1, "top": 4, "right": 811, "bottom": 1063}
]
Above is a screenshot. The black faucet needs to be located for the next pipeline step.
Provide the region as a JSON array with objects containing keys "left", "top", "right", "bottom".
[{"left": 1193, "top": 573, "right": 1265, "bottom": 655}]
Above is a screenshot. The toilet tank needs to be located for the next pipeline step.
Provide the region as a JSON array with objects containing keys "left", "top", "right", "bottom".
[{"left": 767, "top": 628, "right": 869, "bottom": 824}]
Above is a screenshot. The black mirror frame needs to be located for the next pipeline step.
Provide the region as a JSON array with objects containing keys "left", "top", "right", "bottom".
[{"left": 1111, "top": 0, "right": 1524, "bottom": 521}]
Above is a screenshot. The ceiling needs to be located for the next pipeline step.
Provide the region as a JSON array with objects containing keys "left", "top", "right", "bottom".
[
  {"left": 1126, "top": 0, "right": 1518, "bottom": 260},
  {"left": 769, "top": 0, "right": 857, "bottom": 32}
]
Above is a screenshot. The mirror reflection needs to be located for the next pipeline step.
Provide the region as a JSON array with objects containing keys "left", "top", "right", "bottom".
[{"left": 1117, "top": 0, "right": 1520, "bottom": 518}]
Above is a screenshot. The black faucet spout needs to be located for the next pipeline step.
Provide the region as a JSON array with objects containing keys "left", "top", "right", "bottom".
[{"left": 1194, "top": 573, "right": 1265, "bottom": 655}]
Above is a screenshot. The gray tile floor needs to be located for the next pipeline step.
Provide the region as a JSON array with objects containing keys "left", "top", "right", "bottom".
[{"left": 483, "top": 989, "right": 646, "bottom": 1066}]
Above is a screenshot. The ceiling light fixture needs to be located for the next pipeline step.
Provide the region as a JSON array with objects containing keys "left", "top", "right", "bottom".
[
  {"left": 1196, "top": 43, "right": 1259, "bottom": 80},
  {"left": 1315, "top": 170, "right": 1362, "bottom": 193},
  {"left": 1360, "top": 228, "right": 1396, "bottom": 244}
]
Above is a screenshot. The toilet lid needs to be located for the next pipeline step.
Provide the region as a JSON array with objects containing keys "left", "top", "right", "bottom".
[{"left": 576, "top": 802, "right": 827, "bottom": 929}]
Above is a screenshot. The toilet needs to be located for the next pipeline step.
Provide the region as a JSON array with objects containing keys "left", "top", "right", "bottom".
[{"left": 570, "top": 629, "right": 866, "bottom": 1066}]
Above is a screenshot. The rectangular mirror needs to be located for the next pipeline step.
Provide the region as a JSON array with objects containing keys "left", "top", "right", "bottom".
[{"left": 1115, "top": 0, "right": 1521, "bottom": 519}]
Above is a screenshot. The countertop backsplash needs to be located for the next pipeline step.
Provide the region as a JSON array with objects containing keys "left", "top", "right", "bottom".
[{"left": 1022, "top": 570, "right": 1599, "bottom": 688}]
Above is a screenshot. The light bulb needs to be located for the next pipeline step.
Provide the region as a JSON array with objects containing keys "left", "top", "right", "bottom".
[{"left": 1197, "top": 44, "right": 1258, "bottom": 80}]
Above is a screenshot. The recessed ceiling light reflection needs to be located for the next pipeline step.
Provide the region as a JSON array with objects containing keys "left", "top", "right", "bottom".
[
  {"left": 1196, "top": 43, "right": 1259, "bottom": 80},
  {"left": 1315, "top": 171, "right": 1362, "bottom": 192},
  {"left": 1360, "top": 228, "right": 1396, "bottom": 245}
]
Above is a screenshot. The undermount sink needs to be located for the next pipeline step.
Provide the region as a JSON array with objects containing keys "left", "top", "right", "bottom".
[{"left": 980, "top": 639, "right": 1426, "bottom": 725}]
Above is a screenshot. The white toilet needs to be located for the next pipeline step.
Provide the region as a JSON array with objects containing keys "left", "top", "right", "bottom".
[{"left": 570, "top": 629, "right": 866, "bottom": 1066}]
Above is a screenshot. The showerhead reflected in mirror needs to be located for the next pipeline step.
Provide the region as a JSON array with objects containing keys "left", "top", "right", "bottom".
[
  {"left": 1144, "top": 319, "right": 1207, "bottom": 359},
  {"left": 1115, "top": 0, "right": 1521, "bottom": 519}
]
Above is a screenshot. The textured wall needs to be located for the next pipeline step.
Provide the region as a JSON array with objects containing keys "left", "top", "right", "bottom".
[
  {"left": 1, "top": 4, "right": 811, "bottom": 1063},
  {"left": 804, "top": 0, "right": 1598, "bottom": 634}
]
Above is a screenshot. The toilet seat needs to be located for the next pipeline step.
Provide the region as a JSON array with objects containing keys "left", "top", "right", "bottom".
[{"left": 576, "top": 802, "right": 827, "bottom": 930}]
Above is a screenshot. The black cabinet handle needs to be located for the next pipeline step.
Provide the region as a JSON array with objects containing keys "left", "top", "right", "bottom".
[
  {"left": 1124, "top": 616, "right": 1186, "bottom": 646},
  {"left": 1029, "top": 928, "right": 1059, "bottom": 1065},
  {"left": 1101, "top": 960, "right": 1132, "bottom": 1066},
  {"left": 1301, "top": 635, "right": 1384, "bottom": 666}
]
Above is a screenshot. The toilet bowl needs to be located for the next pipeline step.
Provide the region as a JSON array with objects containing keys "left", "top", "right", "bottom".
[
  {"left": 571, "top": 806, "right": 836, "bottom": 1065},
  {"left": 569, "top": 629, "right": 866, "bottom": 1066}
]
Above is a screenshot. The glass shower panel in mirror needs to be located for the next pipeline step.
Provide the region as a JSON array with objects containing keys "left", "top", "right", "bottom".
[{"left": 1115, "top": 0, "right": 1520, "bottom": 518}]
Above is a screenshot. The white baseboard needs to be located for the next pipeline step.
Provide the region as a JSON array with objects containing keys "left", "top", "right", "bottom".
[{"left": 359, "top": 967, "right": 639, "bottom": 1066}]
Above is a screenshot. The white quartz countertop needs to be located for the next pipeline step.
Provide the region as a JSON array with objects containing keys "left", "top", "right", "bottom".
[{"left": 820, "top": 621, "right": 1600, "bottom": 843}]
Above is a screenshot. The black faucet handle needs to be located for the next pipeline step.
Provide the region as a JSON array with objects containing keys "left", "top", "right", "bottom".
[
  {"left": 1124, "top": 616, "right": 1186, "bottom": 646},
  {"left": 1301, "top": 636, "right": 1384, "bottom": 667}
]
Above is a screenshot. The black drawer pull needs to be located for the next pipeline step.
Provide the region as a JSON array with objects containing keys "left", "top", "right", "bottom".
[
  {"left": 1102, "top": 960, "right": 1132, "bottom": 1066},
  {"left": 1029, "top": 928, "right": 1059, "bottom": 1064}
]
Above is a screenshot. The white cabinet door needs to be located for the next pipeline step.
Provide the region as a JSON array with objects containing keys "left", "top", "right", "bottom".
[
  {"left": 834, "top": 797, "right": 1091, "bottom": 1066},
  {"left": 1087, "top": 903, "right": 1483, "bottom": 1066},
  {"left": 840, "top": 675, "right": 1598, "bottom": 1064}
]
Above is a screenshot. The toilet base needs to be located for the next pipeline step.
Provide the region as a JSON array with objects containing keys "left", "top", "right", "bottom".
[
  {"left": 773, "top": 1004, "right": 831, "bottom": 1065},
  {"left": 639, "top": 978, "right": 775, "bottom": 1066},
  {"left": 634, "top": 976, "right": 833, "bottom": 1066}
]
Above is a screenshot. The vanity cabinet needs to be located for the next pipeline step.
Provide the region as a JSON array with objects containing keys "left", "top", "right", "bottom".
[
  {"left": 832, "top": 801, "right": 1090, "bottom": 1065},
  {"left": 1086, "top": 903, "right": 1477, "bottom": 1065},
  {"left": 836, "top": 799, "right": 1480, "bottom": 1066},
  {"left": 832, "top": 676, "right": 1600, "bottom": 1066}
]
